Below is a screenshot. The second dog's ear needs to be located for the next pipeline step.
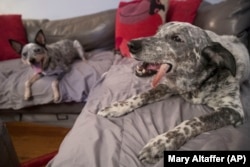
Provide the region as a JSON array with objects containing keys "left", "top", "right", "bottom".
[
  {"left": 9, "top": 39, "right": 23, "bottom": 54},
  {"left": 35, "top": 29, "right": 46, "bottom": 46},
  {"left": 201, "top": 42, "right": 236, "bottom": 77}
]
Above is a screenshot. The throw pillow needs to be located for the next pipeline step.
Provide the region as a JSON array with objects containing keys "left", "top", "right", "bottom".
[
  {"left": 115, "top": 0, "right": 169, "bottom": 57},
  {"left": 0, "top": 14, "right": 27, "bottom": 61},
  {"left": 167, "top": 0, "right": 202, "bottom": 23}
]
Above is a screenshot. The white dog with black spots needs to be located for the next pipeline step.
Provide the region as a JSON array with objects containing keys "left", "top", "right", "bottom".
[{"left": 98, "top": 22, "right": 250, "bottom": 164}]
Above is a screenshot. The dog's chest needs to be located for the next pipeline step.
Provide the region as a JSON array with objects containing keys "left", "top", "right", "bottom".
[
  {"left": 41, "top": 66, "right": 66, "bottom": 76},
  {"left": 182, "top": 91, "right": 207, "bottom": 105}
]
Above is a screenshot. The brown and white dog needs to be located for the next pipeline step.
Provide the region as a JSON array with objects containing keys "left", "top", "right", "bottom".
[
  {"left": 98, "top": 22, "right": 250, "bottom": 163},
  {"left": 9, "top": 30, "right": 85, "bottom": 102}
]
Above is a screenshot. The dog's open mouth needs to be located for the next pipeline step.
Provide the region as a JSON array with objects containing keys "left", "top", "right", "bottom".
[
  {"left": 31, "top": 58, "right": 44, "bottom": 73},
  {"left": 135, "top": 62, "right": 172, "bottom": 87}
]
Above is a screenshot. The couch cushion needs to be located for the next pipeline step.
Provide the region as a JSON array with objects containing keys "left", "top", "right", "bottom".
[
  {"left": 22, "top": 9, "right": 116, "bottom": 52},
  {"left": 194, "top": 0, "right": 250, "bottom": 51},
  {"left": 0, "top": 15, "right": 27, "bottom": 61},
  {"left": 166, "top": 0, "right": 202, "bottom": 23},
  {"left": 115, "top": 0, "right": 169, "bottom": 57}
]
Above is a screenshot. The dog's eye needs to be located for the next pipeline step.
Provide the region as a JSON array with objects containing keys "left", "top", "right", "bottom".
[
  {"left": 171, "top": 35, "right": 183, "bottom": 42},
  {"left": 34, "top": 48, "right": 41, "bottom": 53},
  {"left": 22, "top": 52, "right": 27, "bottom": 57}
]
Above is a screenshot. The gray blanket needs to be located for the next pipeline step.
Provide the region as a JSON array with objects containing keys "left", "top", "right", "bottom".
[
  {"left": 48, "top": 57, "right": 250, "bottom": 167},
  {"left": 0, "top": 51, "right": 115, "bottom": 110}
]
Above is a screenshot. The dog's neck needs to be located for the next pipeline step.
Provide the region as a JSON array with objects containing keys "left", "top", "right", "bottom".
[
  {"left": 199, "top": 68, "right": 219, "bottom": 89},
  {"left": 42, "top": 56, "right": 51, "bottom": 71}
]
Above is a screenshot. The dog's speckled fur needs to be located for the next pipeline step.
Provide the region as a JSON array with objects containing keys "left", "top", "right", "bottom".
[
  {"left": 98, "top": 22, "right": 250, "bottom": 164},
  {"left": 10, "top": 30, "right": 85, "bottom": 102}
]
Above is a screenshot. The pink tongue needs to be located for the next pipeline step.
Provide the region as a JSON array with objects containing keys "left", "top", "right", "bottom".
[
  {"left": 32, "top": 65, "right": 42, "bottom": 73},
  {"left": 152, "top": 64, "right": 169, "bottom": 88}
]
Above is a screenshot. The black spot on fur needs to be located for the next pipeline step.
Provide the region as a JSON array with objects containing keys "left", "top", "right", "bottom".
[{"left": 183, "top": 127, "right": 190, "bottom": 135}]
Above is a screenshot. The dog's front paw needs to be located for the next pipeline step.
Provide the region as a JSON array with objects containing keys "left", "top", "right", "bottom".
[
  {"left": 53, "top": 94, "right": 60, "bottom": 103},
  {"left": 97, "top": 101, "right": 133, "bottom": 118},
  {"left": 138, "top": 135, "right": 168, "bottom": 164},
  {"left": 138, "top": 129, "right": 186, "bottom": 164},
  {"left": 24, "top": 94, "right": 31, "bottom": 100},
  {"left": 97, "top": 106, "right": 125, "bottom": 118},
  {"left": 51, "top": 80, "right": 60, "bottom": 103},
  {"left": 24, "top": 89, "right": 31, "bottom": 100}
]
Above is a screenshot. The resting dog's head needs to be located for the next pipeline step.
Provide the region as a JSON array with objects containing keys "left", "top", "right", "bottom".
[
  {"left": 128, "top": 22, "right": 236, "bottom": 92},
  {"left": 9, "top": 30, "right": 48, "bottom": 71}
]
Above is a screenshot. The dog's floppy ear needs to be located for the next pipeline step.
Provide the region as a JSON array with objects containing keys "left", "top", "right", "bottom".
[
  {"left": 201, "top": 42, "right": 236, "bottom": 77},
  {"left": 9, "top": 39, "right": 23, "bottom": 54},
  {"left": 35, "top": 29, "right": 46, "bottom": 46}
]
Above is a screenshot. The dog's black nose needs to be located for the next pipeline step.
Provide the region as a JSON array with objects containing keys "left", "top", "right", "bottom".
[{"left": 128, "top": 40, "right": 142, "bottom": 54}]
